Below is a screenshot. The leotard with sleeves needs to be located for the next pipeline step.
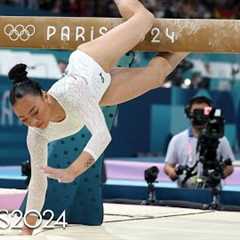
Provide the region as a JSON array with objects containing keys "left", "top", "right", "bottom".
[{"left": 25, "top": 50, "right": 112, "bottom": 213}]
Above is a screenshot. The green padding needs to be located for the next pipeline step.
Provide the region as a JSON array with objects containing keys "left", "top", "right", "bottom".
[
  {"left": 20, "top": 106, "right": 117, "bottom": 225},
  {"left": 224, "top": 124, "right": 237, "bottom": 149},
  {"left": 150, "top": 105, "right": 171, "bottom": 154}
]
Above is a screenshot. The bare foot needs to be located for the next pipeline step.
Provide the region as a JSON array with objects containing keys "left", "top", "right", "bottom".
[{"left": 114, "top": 0, "right": 151, "bottom": 19}]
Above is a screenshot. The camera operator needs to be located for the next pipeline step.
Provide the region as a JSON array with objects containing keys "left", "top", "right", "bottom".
[{"left": 164, "top": 96, "right": 234, "bottom": 188}]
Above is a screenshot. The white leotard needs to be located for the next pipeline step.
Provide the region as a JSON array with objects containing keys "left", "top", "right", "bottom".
[{"left": 25, "top": 50, "right": 112, "bottom": 213}]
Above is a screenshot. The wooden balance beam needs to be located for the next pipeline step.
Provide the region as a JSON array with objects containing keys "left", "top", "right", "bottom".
[{"left": 0, "top": 17, "right": 239, "bottom": 52}]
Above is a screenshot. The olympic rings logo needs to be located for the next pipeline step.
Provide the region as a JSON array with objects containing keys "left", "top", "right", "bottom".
[{"left": 4, "top": 24, "right": 36, "bottom": 41}]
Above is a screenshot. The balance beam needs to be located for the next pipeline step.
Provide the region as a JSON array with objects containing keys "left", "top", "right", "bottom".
[{"left": 0, "top": 17, "right": 239, "bottom": 52}]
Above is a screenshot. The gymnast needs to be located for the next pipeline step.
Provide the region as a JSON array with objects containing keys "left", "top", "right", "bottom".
[{"left": 8, "top": 0, "right": 188, "bottom": 235}]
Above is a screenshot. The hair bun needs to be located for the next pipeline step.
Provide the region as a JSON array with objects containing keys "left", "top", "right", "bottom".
[{"left": 8, "top": 64, "right": 28, "bottom": 85}]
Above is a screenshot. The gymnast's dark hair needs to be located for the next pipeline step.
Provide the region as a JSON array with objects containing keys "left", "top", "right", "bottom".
[{"left": 8, "top": 64, "right": 43, "bottom": 105}]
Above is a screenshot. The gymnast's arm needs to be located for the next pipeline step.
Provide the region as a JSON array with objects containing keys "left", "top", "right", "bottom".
[
  {"left": 22, "top": 129, "right": 48, "bottom": 234},
  {"left": 68, "top": 90, "right": 112, "bottom": 178}
]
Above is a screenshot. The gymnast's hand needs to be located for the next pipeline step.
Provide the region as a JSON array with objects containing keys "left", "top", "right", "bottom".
[
  {"left": 41, "top": 166, "right": 76, "bottom": 183},
  {"left": 21, "top": 225, "right": 34, "bottom": 235}
]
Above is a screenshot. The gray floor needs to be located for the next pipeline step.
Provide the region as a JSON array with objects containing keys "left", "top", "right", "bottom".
[{"left": 0, "top": 203, "right": 239, "bottom": 240}]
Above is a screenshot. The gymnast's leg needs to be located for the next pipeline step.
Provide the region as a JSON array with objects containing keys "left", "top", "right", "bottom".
[
  {"left": 100, "top": 52, "right": 189, "bottom": 106},
  {"left": 78, "top": 0, "right": 154, "bottom": 72}
]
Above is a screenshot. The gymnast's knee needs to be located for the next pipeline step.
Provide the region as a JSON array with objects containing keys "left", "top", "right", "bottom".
[{"left": 147, "top": 57, "right": 172, "bottom": 85}]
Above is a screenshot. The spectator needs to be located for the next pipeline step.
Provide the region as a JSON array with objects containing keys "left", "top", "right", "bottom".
[
  {"left": 51, "top": 0, "right": 62, "bottom": 14},
  {"left": 213, "top": 0, "right": 238, "bottom": 19},
  {"left": 67, "top": 0, "right": 80, "bottom": 16},
  {"left": 167, "top": 58, "right": 193, "bottom": 86}
]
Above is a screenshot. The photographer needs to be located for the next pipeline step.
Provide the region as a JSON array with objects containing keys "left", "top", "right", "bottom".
[{"left": 164, "top": 96, "right": 234, "bottom": 188}]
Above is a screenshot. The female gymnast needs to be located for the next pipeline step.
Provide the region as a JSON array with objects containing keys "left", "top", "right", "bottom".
[{"left": 8, "top": 0, "right": 188, "bottom": 235}]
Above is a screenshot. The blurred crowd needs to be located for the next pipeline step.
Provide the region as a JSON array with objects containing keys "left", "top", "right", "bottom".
[
  {"left": 2, "top": 0, "right": 240, "bottom": 18},
  {"left": 143, "top": 0, "right": 240, "bottom": 19}
]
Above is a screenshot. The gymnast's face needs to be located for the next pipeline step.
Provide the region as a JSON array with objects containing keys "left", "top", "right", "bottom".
[{"left": 13, "top": 93, "right": 51, "bottom": 129}]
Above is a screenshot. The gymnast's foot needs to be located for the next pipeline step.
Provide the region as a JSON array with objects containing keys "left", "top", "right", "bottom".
[{"left": 114, "top": 0, "right": 153, "bottom": 19}]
